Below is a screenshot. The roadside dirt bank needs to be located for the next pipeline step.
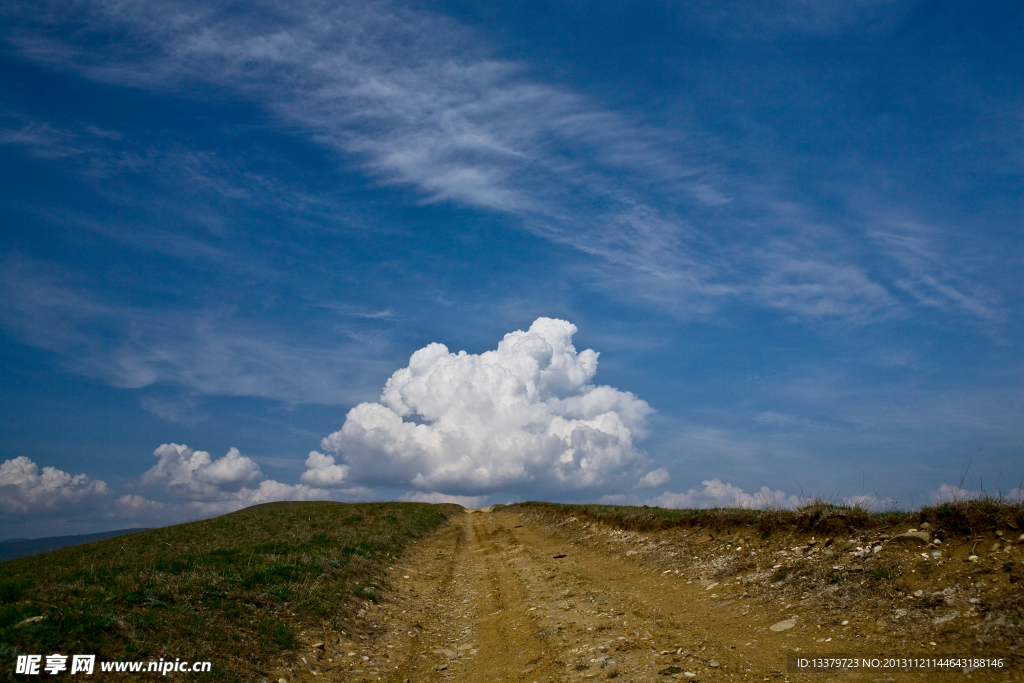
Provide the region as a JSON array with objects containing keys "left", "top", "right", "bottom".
[{"left": 273, "top": 507, "right": 1022, "bottom": 683}]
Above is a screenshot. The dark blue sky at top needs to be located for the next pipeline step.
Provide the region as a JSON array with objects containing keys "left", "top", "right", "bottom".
[{"left": 1, "top": 0, "right": 1022, "bottom": 534}]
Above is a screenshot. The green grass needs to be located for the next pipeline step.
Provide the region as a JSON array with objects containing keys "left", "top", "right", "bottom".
[{"left": 0, "top": 501, "right": 460, "bottom": 682}]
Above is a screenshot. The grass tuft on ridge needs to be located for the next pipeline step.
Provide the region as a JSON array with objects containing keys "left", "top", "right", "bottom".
[{"left": 0, "top": 501, "right": 460, "bottom": 682}]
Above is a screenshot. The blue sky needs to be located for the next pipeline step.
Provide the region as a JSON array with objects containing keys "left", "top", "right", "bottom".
[{"left": 1, "top": 0, "right": 1021, "bottom": 537}]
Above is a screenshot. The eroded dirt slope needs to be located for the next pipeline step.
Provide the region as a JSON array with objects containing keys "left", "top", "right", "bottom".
[{"left": 274, "top": 507, "right": 1021, "bottom": 683}]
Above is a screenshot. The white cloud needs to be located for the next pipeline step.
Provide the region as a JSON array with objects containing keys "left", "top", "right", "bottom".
[
  {"left": 645, "top": 478, "right": 800, "bottom": 510},
  {"left": 115, "top": 493, "right": 165, "bottom": 516},
  {"left": 1, "top": 0, "right": 952, "bottom": 325},
  {"left": 139, "top": 443, "right": 327, "bottom": 509},
  {"left": 840, "top": 493, "right": 898, "bottom": 511},
  {"left": 870, "top": 218, "right": 1001, "bottom": 321},
  {"left": 300, "top": 450, "right": 350, "bottom": 487},
  {"left": 399, "top": 491, "right": 488, "bottom": 507},
  {"left": 319, "top": 318, "right": 653, "bottom": 496},
  {"left": 754, "top": 256, "right": 896, "bottom": 321},
  {"left": 597, "top": 493, "right": 631, "bottom": 505},
  {"left": 636, "top": 468, "right": 670, "bottom": 489},
  {"left": 0, "top": 255, "right": 396, "bottom": 406},
  {"left": 0, "top": 457, "right": 109, "bottom": 514},
  {"left": 0, "top": 444, "right": 364, "bottom": 536},
  {"left": 141, "top": 443, "right": 261, "bottom": 500},
  {"left": 929, "top": 483, "right": 1024, "bottom": 505}
]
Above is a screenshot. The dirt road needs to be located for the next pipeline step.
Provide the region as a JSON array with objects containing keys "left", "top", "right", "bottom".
[{"left": 282, "top": 507, "right": 1019, "bottom": 682}]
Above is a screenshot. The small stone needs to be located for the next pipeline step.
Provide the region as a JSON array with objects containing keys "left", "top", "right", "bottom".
[
  {"left": 770, "top": 618, "right": 796, "bottom": 631},
  {"left": 890, "top": 531, "right": 930, "bottom": 546},
  {"left": 914, "top": 590, "right": 923, "bottom": 597},
  {"left": 278, "top": 679, "right": 288, "bottom": 683},
  {"left": 920, "top": 522, "right": 932, "bottom": 530},
  {"left": 311, "top": 642, "right": 324, "bottom": 649},
  {"left": 841, "top": 620, "right": 849, "bottom": 625},
  {"left": 709, "top": 661, "right": 720, "bottom": 668}
]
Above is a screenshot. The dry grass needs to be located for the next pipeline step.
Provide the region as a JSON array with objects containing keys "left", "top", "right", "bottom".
[
  {"left": 920, "top": 497, "right": 1024, "bottom": 536},
  {"left": 511, "top": 497, "right": 1024, "bottom": 540},
  {"left": 0, "top": 501, "right": 461, "bottom": 682}
]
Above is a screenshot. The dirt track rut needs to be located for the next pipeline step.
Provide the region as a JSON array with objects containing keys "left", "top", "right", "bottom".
[{"left": 288, "top": 508, "right": 1017, "bottom": 682}]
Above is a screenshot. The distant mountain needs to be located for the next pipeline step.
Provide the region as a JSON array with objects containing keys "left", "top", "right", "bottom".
[{"left": 0, "top": 528, "right": 152, "bottom": 562}]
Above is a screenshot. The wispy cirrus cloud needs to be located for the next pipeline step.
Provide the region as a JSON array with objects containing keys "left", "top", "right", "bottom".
[
  {"left": 2, "top": 0, "right": 996, "bottom": 326},
  {"left": 0, "top": 256, "right": 392, "bottom": 404},
  {"left": 675, "top": 0, "right": 913, "bottom": 39},
  {"left": 869, "top": 217, "right": 1002, "bottom": 321}
]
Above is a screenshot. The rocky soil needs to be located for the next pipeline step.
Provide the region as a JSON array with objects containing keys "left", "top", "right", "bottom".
[{"left": 271, "top": 506, "right": 1022, "bottom": 683}]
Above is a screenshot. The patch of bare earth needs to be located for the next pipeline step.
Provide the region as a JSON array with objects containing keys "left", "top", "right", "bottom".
[{"left": 275, "top": 507, "right": 1022, "bottom": 682}]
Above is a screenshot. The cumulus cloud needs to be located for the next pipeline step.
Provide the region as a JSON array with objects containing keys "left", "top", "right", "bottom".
[
  {"left": 139, "top": 443, "right": 327, "bottom": 511},
  {"left": 317, "top": 318, "right": 653, "bottom": 496},
  {"left": 645, "top": 479, "right": 800, "bottom": 510},
  {"left": 2, "top": 444, "right": 351, "bottom": 537},
  {"left": 0, "top": 457, "right": 109, "bottom": 514},
  {"left": 300, "top": 450, "right": 350, "bottom": 487},
  {"left": 140, "top": 443, "right": 261, "bottom": 500},
  {"left": 399, "top": 491, "right": 489, "bottom": 507},
  {"left": 115, "top": 493, "right": 165, "bottom": 516},
  {"left": 636, "top": 468, "right": 670, "bottom": 489},
  {"left": 930, "top": 483, "right": 1024, "bottom": 505}
]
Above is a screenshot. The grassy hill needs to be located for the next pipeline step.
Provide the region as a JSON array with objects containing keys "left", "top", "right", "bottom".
[{"left": 0, "top": 501, "right": 461, "bottom": 681}]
